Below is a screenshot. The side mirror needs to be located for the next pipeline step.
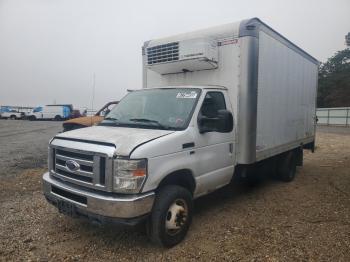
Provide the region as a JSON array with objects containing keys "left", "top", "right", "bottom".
[
  {"left": 197, "top": 114, "right": 213, "bottom": 133},
  {"left": 198, "top": 109, "right": 233, "bottom": 133},
  {"left": 217, "top": 109, "right": 234, "bottom": 133}
]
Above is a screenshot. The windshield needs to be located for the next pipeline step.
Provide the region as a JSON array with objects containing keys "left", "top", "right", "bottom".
[{"left": 100, "top": 88, "right": 201, "bottom": 130}]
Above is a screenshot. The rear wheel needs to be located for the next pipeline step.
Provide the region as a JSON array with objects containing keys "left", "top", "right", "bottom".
[
  {"left": 54, "top": 115, "right": 62, "bottom": 121},
  {"left": 29, "top": 115, "right": 36, "bottom": 121},
  {"left": 277, "top": 150, "right": 297, "bottom": 182},
  {"left": 147, "top": 185, "right": 193, "bottom": 247}
]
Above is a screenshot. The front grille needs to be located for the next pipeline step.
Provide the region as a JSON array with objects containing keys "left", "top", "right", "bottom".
[
  {"left": 147, "top": 42, "right": 179, "bottom": 65},
  {"left": 56, "top": 149, "right": 93, "bottom": 161},
  {"left": 51, "top": 147, "right": 107, "bottom": 190},
  {"left": 54, "top": 168, "right": 93, "bottom": 183}
]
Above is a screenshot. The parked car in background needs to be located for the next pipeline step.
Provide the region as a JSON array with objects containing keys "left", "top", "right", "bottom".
[
  {"left": 28, "top": 105, "right": 72, "bottom": 121},
  {"left": 62, "top": 101, "right": 118, "bottom": 132},
  {"left": 0, "top": 110, "right": 25, "bottom": 120},
  {"left": 70, "top": 109, "right": 82, "bottom": 119}
]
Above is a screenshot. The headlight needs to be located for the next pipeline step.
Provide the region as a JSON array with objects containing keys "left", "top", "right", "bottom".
[{"left": 113, "top": 158, "right": 147, "bottom": 193}]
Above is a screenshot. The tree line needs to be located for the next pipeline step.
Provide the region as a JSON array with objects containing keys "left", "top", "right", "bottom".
[{"left": 317, "top": 48, "right": 350, "bottom": 108}]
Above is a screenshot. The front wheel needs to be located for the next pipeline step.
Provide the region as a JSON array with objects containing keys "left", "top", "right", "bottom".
[
  {"left": 10, "top": 115, "right": 16, "bottom": 120},
  {"left": 147, "top": 185, "right": 193, "bottom": 247}
]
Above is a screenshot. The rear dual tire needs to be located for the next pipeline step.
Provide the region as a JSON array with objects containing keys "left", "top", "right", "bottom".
[
  {"left": 147, "top": 185, "right": 193, "bottom": 248},
  {"left": 277, "top": 151, "right": 297, "bottom": 182}
]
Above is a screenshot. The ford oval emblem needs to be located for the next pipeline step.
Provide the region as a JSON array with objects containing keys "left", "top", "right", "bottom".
[{"left": 66, "top": 160, "right": 80, "bottom": 171}]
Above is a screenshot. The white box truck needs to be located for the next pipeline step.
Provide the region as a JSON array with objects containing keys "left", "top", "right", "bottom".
[
  {"left": 28, "top": 105, "right": 72, "bottom": 121},
  {"left": 42, "top": 18, "right": 319, "bottom": 247}
]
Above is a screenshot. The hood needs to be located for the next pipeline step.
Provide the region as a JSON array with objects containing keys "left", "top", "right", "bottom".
[
  {"left": 55, "top": 125, "right": 174, "bottom": 156},
  {"left": 63, "top": 116, "right": 104, "bottom": 127}
]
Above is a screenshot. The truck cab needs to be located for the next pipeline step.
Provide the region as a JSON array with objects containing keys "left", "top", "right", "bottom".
[{"left": 43, "top": 86, "right": 235, "bottom": 247}]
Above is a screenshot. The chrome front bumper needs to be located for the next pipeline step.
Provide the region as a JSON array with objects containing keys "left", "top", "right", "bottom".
[{"left": 42, "top": 172, "right": 155, "bottom": 220}]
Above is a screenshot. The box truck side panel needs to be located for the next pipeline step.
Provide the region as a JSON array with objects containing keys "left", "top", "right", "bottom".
[
  {"left": 236, "top": 36, "right": 259, "bottom": 164},
  {"left": 255, "top": 31, "right": 318, "bottom": 160}
]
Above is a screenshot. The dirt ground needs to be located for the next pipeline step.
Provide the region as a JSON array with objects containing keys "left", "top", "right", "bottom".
[{"left": 0, "top": 126, "right": 349, "bottom": 261}]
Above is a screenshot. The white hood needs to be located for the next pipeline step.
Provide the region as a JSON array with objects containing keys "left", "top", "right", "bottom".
[{"left": 55, "top": 126, "right": 174, "bottom": 156}]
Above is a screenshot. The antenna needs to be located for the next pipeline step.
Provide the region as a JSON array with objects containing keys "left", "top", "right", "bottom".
[{"left": 91, "top": 73, "right": 96, "bottom": 126}]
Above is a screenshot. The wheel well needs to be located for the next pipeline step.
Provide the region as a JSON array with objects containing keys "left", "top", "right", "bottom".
[{"left": 157, "top": 169, "right": 196, "bottom": 195}]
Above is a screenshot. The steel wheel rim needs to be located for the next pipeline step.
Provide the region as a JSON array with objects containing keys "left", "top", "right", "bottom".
[{"left": 165, "top": 198, "right": 188, "bottom": 236}]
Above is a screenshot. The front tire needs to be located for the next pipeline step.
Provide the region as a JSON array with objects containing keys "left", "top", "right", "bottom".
[
  {"left": 147, "top": 185, "right": 193, "bottom": 247},
  {"left": 10, "top": 115, "right": 16, "bottom": 120}
]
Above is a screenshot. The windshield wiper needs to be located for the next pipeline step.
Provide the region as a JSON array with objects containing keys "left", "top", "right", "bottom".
[
  {"left": 129, "top": 118, "right": 169, "bottom": 129},
  {"left": 99, "top": 117, "right": 119, "bottom": 126},
  {"left": 104, "top": 117, "right": 118, "bottom": 121}
]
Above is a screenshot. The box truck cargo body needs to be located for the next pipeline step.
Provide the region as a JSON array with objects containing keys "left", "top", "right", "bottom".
[
  {"left": 143, "top": 18, "right": 318, "bottom": 164},
  {"left": 42, "top": 18, "right": 318, "bottom": 247}
]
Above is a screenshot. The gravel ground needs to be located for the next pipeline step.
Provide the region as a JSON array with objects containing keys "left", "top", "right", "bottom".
[
  {"left": 0, "top": 124, "right": 349, "bottom": 261},
  {"left": 0, "top": 120, "right": 61, "bottom": 177}
]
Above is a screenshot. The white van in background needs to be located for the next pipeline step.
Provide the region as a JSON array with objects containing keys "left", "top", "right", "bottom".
[{"left": 28, "top": 105, "right": 72, "bottom": 121}]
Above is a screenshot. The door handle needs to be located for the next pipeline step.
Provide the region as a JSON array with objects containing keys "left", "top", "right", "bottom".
[
  {"left": 229, "top": 143, "right": 233, "bottom": 153},
  {"left": 183, "top": 142, "right": 195, "bottom": 149}
]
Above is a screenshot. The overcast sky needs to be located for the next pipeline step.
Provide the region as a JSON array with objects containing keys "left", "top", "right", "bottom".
[{"left": 0, "top": 0, "right": 349, "bottom": 109}]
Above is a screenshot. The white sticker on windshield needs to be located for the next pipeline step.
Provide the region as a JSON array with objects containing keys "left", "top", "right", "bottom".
[{"left": 176, "top": 91, "right": 197, "bottom": 99}]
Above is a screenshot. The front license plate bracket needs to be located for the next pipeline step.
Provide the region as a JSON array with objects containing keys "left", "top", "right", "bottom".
[{"left": 57, "top": 200, "right": 77, "bottom": 217}]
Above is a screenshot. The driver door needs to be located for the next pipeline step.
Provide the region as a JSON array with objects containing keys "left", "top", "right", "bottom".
[{"left": 193, "top": 90, "right": 235, "bottom": 196}]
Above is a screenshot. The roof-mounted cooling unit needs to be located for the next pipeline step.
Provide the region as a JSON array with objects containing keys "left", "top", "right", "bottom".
[{"left": 146, "top": 38, "right": 218, "bottom": 74}]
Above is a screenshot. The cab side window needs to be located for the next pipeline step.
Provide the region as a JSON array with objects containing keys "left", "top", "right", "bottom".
[
  {"left": 200, "top": 92, "right": 226, "bottom": 118},
  {"left": 198, "top": 91, "right": 227, "bottom": 132}
]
